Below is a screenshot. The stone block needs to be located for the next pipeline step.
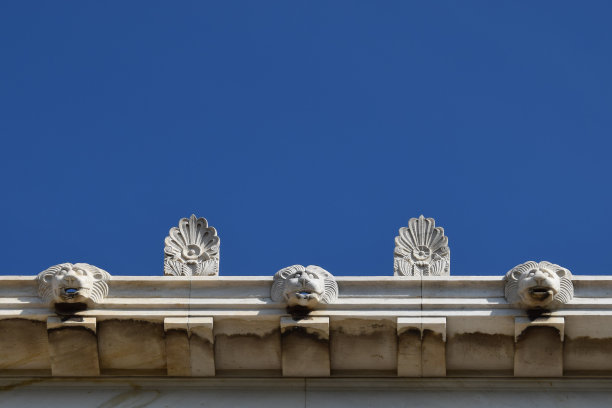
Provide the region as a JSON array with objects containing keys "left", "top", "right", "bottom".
[
  {"left": 98, "top": 319, "right": 166, "bottom": 374},
  {"left": 164, "top": 317, "right": 215, "bottom": 377},
  {"left": 46, "top": 317, "right": 99, "bottom": 376},
  {"left": 0, "top": 319, "right": 50, "bottom": 372},
  {"left": 330, "top": 318, "right": 397, "bottom": 374},
  {"left": 164, "top": 317, "right": 190, "bottom": 376},
  {"left": 422, "top": 317, "right": 446, "bottom": 377},
  {"left": 281, "top": 316, "right": 330, "bottom": 377},
  {"left": 397, "top": 317, "right": 422, "bottom": 377},
  {"left": 514, "top": 316, "right": 564, "bottom": 377},
  {"left": 214, "top": 318, "right": 281, "bottom": 374},
  {"left": 189, "top": 317, "right": 215, "bottom": 377},
  {"left": 397, "top": 317, "right": 446, "bottom": 377}
]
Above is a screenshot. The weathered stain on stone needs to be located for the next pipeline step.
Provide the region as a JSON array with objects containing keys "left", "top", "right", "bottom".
[
  {"left": 446, "top": 332, "right": 514, "bottom": 372},
  {"left": 397, "top": 327, "right": 421, "bottom": 338},
  {"left": 515, "top": 326, "right": 563, "bottom": 377},
  {"left": 422, "top": 329, "right": 442, "bottom": 342},
  {"left": 48, "top": 324, "right": 96, "bottom": 336},
  {"left": 281, "top": 327, "right": 330, "bottom": 377},
  {"left": 526, "top": 308, "right": 551, "bottom": 321},
  {"left": 54, "top": 302, "right": 87, "bottom": 316},
  {"left": 189, "top": 332, "right": 213, "bottom": 349},
  {"left": 397, "top": 328, "right": 422, "bottom": 377},
  {"left": 286, "top": 305, "right": 312, "bottom": 320},
  {"left": 214, "top": 330, "right": 281, "bottom": 371},
  {"left": 98, "top": 319, "right": 166, "bottom": 371},
  {"left": 189, "top": 331, "right": 215, "bottom": 377},
  {"left": 47, "top": 326, "right": 100, "bottom": 376},
  {"left": 281, "top": 325, "right": 328, "bottom": 343},
  {"left": 564, "top": 336, "right": 612, "bottom": 373},
  {"left": 164, "top": 329, "right": 190, "bottom": 377},
  {"left": 330, "top": 319, "right": 397, "bottom": 371},
  {"left": 0, "top": 319, "right": 50, "bottom": 370},
  {"left": 421, "top": 329, "right": 446, "bottom": 377},
  {"left": 516, "top": 325, "right": 561, "bottom": 344}
]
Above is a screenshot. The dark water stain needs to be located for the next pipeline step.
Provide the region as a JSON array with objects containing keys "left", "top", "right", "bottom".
[
  {"left": 446, "top": 332, "right": 514, "bottom": 372},
  {"left": 281, "top": 325, "right": 328, "bottom": 343},
  {"left": 286, "top": 305, "right": 312, "bottom": 320},
  {"left": 422, "top": 329, "right": 443, "bottom": 343},
  {"left": 54, "top": 302, "right": 88, "bottom": 316},
  {"left": 330, "top": 319, "right": 397, "bottom": 371},
  {"left": 97, "top": 319, "right": 166, "bottom": 371},
  {"left": 48, "top": 324, "right": 96, "bottom": 336},
  {"left": 516, "top": 325, "right": 561, "bottom": 344},
  {"left": 214, "top": 329, "right": 281, "bottom": 371},
  {"left": 0, "top": 319, "right": 50, "bottom": 369},
  {"left": 526, "top": 308, "right": 551, "bottom": 321},
  {"left": 397, "top": 327, "right": 421, "bottom": 338},
  {"left": 564, "top": 335, "right": 612, "bottom": 373}
]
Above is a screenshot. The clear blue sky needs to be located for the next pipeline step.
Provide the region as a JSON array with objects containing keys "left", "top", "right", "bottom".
[{"left": 1, "top": 1, "right": 610, "bottom": 277}]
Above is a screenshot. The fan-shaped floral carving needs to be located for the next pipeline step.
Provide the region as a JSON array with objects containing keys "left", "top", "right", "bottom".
[
  {"left": 394, "top": 215, "right": 450, "bottom": 277},
  {"left": 164, "top": 214, "right": 220, "bottom": 276}
]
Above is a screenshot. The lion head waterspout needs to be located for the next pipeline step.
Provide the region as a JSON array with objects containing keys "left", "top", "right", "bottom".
[
  {"left": 37, "top": 263, "right": 110, "bottom": 313},
  {"left": 504, "top": 261, "right": 573, "bottom": 311}
]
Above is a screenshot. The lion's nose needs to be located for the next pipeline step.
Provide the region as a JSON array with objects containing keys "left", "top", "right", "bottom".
[
  {"left": 533, "top": 271, "right": 547, "bottom": 284},
  {"left": 64, "top": 273, "right": 78, "bottom": 285}
]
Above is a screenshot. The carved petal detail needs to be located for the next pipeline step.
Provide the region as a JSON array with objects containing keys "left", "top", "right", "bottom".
[
  {"left": 394, "top": 215, "right": 450, "bottom": 277},
  {"left": 164, "top": 215, "right": 220, "bottom": 276}
]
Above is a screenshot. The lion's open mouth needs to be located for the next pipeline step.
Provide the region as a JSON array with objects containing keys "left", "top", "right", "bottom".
[
  {"left": 62, "top": 288, "right": 80, "bottom": 298},
  {"left": 294, "top": 290, "right": 317, "bottom": 300},
  {"left": 529, "top": 287, "right": 552, "bottom": 301}
]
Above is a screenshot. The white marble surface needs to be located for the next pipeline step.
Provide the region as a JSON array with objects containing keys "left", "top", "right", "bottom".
[
  {"left": 3, "top": 274, "right": 612, "bottom": 378},
  {"left": 0, "top": 378, "right": 611, "bottom": 408}
]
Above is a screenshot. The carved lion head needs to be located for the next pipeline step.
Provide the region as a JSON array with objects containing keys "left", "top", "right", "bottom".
[
  {"left": 504, "top": 261, "right": 573, "bottom": 309},
  {"left": 271, "top": 265, "right": 338, "bottom": 310},
  {"left": 37, "top": 263, "right": 110, "bottom": 308}
]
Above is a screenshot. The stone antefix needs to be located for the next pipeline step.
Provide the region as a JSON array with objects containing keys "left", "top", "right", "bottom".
[
  {"left": 164, "top": 214, "right": 220, "bottom": 276},
  {"left": 504, "top": 260, "right": 574, "bottom": 310},
  {"left": 394, "top": 215, "right": 450, "bottom": 276},
  {"left": 37, "top": 263, "right": 110, "bottom": 311},
  {"left": 271, "top": 265, "right": 338, "bottom": 314}
]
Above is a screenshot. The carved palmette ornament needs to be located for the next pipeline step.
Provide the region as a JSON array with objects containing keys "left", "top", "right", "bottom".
[
  {"left": 164, "top": 214, "right": 220, "bottom": 276},
  {"left": 394, "top": 215, "right": 450, "bottom": 277},
  {"left": 271, "top": 265, "right": 339, "bottom": 310},
  {"left": 505, "top": 261, "right": 573, "bottom": 310},
  {"left": 37, "top": 263, "right": 110, "bottom": 307}
]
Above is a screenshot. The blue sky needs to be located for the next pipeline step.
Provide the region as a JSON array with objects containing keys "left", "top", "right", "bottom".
[{"left": 1, "top": 1, "right": 611, "bottom": 277}]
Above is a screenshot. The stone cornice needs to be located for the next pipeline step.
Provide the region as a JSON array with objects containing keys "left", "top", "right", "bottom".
[
  {"left": 3, "top": 273, "right": 612, "bottom": 378},
  {"left": 1, "top": 275, "right": 612, "bottom": 319}
]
